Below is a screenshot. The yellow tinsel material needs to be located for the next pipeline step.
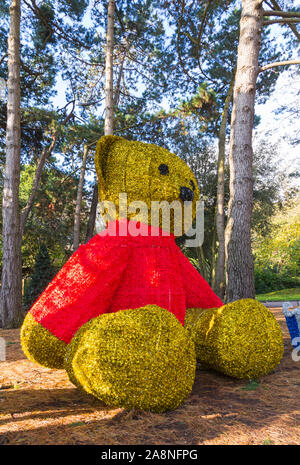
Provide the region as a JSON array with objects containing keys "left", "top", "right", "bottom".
[
  {"left": 21, "top": 313, "right": 67, "bottom": 369},
  {"left": 184, "top": 299, "right": 284, "bottom": 379},
  {"left": 20, "top": 135, "right": 284, "bottom": 412},
  {"left": 65, "top": 305, "right": 196, "bottom": 413},
  {"left": 95, "top": 135, "right": 200, "bottom": 235}
]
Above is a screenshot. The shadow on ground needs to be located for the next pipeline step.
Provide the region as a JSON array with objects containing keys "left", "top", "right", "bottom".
[{"left": 0, "top": 308, "right": 299, "bottom": 445}]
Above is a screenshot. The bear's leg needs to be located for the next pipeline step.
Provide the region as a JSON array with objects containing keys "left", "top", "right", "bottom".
[
  {"left": 21, "top": 313, "right": 67, "bottom": 369},
  {"left": 64, "top": 305, "right": 196, "bottom": 413},
  {"left": 184, "top": 299, "right": 284, "bottom": 379}
]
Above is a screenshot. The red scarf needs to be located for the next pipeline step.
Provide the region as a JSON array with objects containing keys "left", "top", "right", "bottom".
[{"left": 30, "top": 219, "right": 223, "bottom": 343}]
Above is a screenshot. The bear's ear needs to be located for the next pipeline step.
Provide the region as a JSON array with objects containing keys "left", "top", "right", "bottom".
[{"left": 95, "top": 135, "right": 123, "bottom": 197}]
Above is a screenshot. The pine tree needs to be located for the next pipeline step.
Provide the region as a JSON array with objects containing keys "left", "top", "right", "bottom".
[
  {"left": 0, "top": 0, "right": 22, "bottom": 328},
  {"left": 24, "top": 244, "right": 55, "bottom": 310}
]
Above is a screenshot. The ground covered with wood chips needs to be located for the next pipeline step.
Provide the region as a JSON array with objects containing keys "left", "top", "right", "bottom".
[{"left": 0, "top": 308, "right": 299, "bottom": 445}]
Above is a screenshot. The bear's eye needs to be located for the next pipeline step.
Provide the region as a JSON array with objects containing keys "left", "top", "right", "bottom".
[
  {"left": 158, "top": 164, "right": 169, "bottom": 175},
  {"left": 190, "top": 180, "right": 196, "bottom": 191}
]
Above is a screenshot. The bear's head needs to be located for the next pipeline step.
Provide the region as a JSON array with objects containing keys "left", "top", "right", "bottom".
[{"left": 95, "top": 135, "right": 200, "bottom": 236}]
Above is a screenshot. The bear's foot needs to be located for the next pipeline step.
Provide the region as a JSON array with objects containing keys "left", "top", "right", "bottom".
[
  {"left": 185, "top": 299, "right": 284, "bottom": 379},
  {"left": 65, "top": 305, "right": 196, "bottom": 412},
  {"left": 21, "top": 313, "right": 67, "bottom": 369}
]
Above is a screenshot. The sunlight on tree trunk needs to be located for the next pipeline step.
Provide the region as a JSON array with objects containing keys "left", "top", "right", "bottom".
[
  {"left": 225, "top": 0, "right": 263, "bottom": 302},
  {"left": 0, "top": 0, "right": 22, "bottom": 328}
]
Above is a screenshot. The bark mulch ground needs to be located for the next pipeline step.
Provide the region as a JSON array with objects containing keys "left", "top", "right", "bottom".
[{"left": 0, "top": 308, "right": 299, "bottom": 445}]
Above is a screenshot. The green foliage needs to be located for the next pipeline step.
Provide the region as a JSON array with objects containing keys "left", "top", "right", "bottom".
[
  {"left": 253, "top": 196, "right": 300, "bottom": 293},
  {"left": 23, "top": 244, "right": 56, "bottom": 310},
  {"left": 32, "top": 2, "right": 56, "bottom": 48},
  {"left": 263, "top": 439, "right": 274, "bottom": 445},
  {"left": 175, "top": 137, "right": 286, "bottom": 285},
  {"left": 165, "top": 1, "right": 284, "bottom": 135},
  {"left": 57, "top": 0, "right": 88, "bottom": 20},
  {"left": 175, "top": 83, "right": 218, "bottom": 131},
  {"left": 252, "top": 141, "right": 285, "bottom": 236},
  {"left": 241, "top": 380, "right": 260, "bottom": 391},
  {"left": 19, "top": 164, "right": 89, "bottom": 274},
  {"left": 254, "top": 268, "right": 300, "bottom": 294},
  {"left": 0, "top": 0, "right": 297, "bottom": 303}
]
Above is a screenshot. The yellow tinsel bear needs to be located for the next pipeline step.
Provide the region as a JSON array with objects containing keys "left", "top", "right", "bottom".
[{"left": 21, "top": 136, "right": 284, "bottom": 412}]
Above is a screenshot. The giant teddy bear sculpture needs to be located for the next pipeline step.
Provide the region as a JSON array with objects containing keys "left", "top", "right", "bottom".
[{"left": 21, "top": 136, "right": 284, "bottom": 412}]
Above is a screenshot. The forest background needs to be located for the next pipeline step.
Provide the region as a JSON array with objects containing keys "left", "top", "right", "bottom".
[{"left": 0, "top": 0, "right": 299, "bottom": 319}]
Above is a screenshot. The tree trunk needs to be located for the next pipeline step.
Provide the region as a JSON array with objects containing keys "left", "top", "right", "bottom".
[
  {"left": 225, "top": 0, "right": 263, "bottom": 302},
  {"left": 0, "top": 0, "right": 22, "bottom": 328},
  {"left": 93, "top": 0, "right": 115, "bottom": 232},
  {"left": 73, "top": 144, "right": 89, "bottom": 251},
  {"left": 210, "top": 225, "right": 216, "bottom": 288},
  {"left": 104, "top": 0, "right": 115, "bottom": 135},
  {"left": 85, "top": 183, "right": 98, "bottom": 242},
  {"left": 197, "top": 246, "right": 210, "bottom": 283},
  {"left": 20, "top": 135, "right": 57, "bottom": 236},
  {"left": 213, "top": 76, "right": 235, "bottom": 300}
]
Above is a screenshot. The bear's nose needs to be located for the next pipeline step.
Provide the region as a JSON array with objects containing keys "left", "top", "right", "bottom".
[{"left": 179, "top": 186, "right": 194, "bottom": 202}]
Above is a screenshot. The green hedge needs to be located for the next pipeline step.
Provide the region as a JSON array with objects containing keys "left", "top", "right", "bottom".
[{"left": 254, "top": 267, "right": 300, "bottom": 294}]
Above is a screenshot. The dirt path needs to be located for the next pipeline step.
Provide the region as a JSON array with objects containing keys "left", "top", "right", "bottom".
[{"left": 0, "top": 308, "right": 299, "bottom": 445}]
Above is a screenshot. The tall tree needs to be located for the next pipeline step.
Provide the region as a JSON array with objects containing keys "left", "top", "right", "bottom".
[
  {"left": 104, "top": 0, "right": 115, "bottom": 135},
  {"left": 0, "top": 0, "right": 22, "bottom": 327},
  {"left": 225, "top": 0, "right": 300, "bottom": 301},
  {"left": 0, "top": 0, "right": 94, "bottom": 240},
  {"left": 90, "top": 0, "right": 115, "bottom": 237},
  {"left": 225, "top": 0, "right": 263, "bottom": 301},
  {"left": 164, "top": 1, "right": 285, "bottom": 293},
  {"left": 72, "top": 0, "right": 116, "bottom": 244}
]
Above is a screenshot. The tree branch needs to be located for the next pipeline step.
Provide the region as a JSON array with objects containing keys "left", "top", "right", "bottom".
[
  {"left": 263, "top": 18, "right": 300, "bottom": 25},
  {"left": 20, "top": 134, "right": 57, "bottom": 236},
  {"left": 175, "top": 0, "right": 198, "bottom": 86},
  {"left": 258, "top": 59, "right": 300, "bottom": 73},
  {"left": 263, "top": 10, "right": 300, "bottom": 18},
  {"left": 266, "top": 0, "right": 300, "bottom": 41},
  {"left": 196, "top": 0, "right": 211, "bottom": 58},
  {"left": 23, "top": 0, "right": 91, "bottom": 50},
  {"left": 0, "top": 54, "right": 8, "bottom": 65},
  {"left": 264, "top": 0, "right": 274, "bottom": 8}
]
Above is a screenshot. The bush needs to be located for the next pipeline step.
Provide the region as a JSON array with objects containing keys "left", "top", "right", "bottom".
[{"left": 254, "top": 267, "right": 300, "bottom": 294}]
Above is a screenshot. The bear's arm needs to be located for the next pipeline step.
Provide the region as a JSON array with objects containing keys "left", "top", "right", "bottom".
[
  {"left": 29, "top": 234, "right": 131, "bottom": 344},
  {"left": 175, "top": 247, "right": 223, "bottom": 309}
]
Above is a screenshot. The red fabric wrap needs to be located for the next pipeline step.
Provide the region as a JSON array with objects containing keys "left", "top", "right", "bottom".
[{"left": 29, "top": 219, "right": 223, "bottom": 343}]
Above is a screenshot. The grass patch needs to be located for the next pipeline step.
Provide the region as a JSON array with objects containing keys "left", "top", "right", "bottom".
[
  {"left": 241, "top": 380, "right": 260, "bottom": 391},
  {"left": 256, "top": 288, "right": 300, "bottom": 302},
  {"left": 263, "top": 439, "right": 274, "bottom": 445}
]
